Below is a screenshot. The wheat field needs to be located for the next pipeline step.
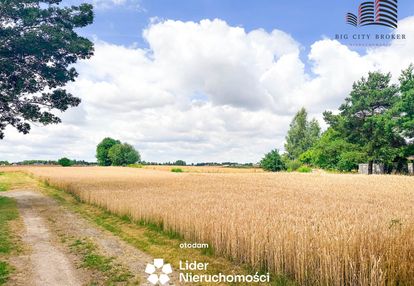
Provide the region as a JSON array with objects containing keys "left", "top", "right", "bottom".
[{"left": 5, "top": 166, "right": 414, "bottom": 285}]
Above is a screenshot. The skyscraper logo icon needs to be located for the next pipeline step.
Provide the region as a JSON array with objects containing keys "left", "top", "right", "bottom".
[{"left": 346, "top": 0, "right": 398, "bottom": 29}]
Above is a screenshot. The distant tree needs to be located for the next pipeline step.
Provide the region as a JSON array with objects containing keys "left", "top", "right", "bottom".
[
  {"left": 96, "top": 138, "right": 121, "bottom": 166},
  {"left": 324, "top": 72, "right": 404, "bottom": 174},
  {"left": 0, "top": 161, "right": 10, "bottom": 165},
  {"left": 0, "top": 0, "right": 94, "bottom": 139},
  {"left": 261, "top": 149, "right": 285, "bottom": 172},
  {"left": 58, "top": 157, "right": 73, "bottom": 167},
  {"left": 108, "top": 143, "right": 140, "bottom": 166},
  {"left": 174, "top": 160, "right": 186, "bottom": 166},
  {"left": 285, "top": 108, "right": 320, "bottom": 159}
]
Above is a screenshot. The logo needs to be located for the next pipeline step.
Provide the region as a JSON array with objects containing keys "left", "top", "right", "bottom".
[
  {"left": 346, "top": 0, "right": 398, "bottom": 28},
  {"left": 145, "top": 259, "right": 173, "bottom": 285}
]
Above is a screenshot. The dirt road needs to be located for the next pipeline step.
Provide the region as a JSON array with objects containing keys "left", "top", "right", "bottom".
[{"left": 2, "top": 189, "right": 158, "bottom": 286}]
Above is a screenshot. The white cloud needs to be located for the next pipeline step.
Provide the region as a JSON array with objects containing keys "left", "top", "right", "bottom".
[{"left": 2, "top": 18, "right": 414, "bottom": 163}]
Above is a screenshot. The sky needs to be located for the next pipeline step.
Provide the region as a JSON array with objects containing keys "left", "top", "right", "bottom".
[{"left": 1, "top": 0, "right": 414, "bottom": 163}]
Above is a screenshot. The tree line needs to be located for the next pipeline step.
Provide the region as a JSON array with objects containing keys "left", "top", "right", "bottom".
[{"left": 262, "top": 67, "right": 414, "bottom": 174}]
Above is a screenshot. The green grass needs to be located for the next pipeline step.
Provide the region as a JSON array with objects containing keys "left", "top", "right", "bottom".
[
  {"left": 69, "top": 238, "right": 135, "bottom": 285},
  {"left": 0, "top": 197, "right": 19, "bottom": 254},
  {"left": 0, "top": 261, "right": 11, "bottom": 285},
  {"left": 0, "top": 184, "right": 8, "bottom": 192},
  {"left": 0, "top": 196, "right": 19, "bottom": 285},
  {"left": 171, "top": 167, "right": 183, "bottom": 172},
  {"left": 0, "top": 172, "right": 34, "bottom": 191}
]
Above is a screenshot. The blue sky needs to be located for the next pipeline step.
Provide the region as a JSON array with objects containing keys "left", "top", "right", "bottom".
[{"left": 76, "top": 0, "right": 414, "bottom": 50}]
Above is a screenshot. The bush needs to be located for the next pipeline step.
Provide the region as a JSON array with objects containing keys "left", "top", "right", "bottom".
[
  {"left": 260, "top": 149, "right": 285, "bottom": 172},
  {"left": 285, "top": 160, "right": 302, "bottom": 172},
  {"left": 58, "top": 157, "right": 73, "bottom": 167},
  {"left": 171, "top": 168, "right": 183, "bottom": 173},
  {"left": 297, "top": 165, "right": 312, "bottom": 173},
  {"left": 337, "top": 151, "right": 367, "bottom": 172},
  {"left": 128, "top": 164, "right": 143, "bottom": 168}
]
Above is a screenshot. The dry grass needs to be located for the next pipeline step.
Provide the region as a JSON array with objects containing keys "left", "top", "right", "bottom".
[{"left": 4, "top": 166, "right": 414, "bottom": 285}]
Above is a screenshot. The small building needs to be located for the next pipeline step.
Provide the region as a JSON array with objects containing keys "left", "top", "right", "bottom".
[{"left": 358, "top": 163, "right": 385, "bottom": 175}]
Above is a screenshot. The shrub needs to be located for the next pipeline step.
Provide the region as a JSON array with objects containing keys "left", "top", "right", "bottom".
[
  {"left": 297, "top": 165, "right": 312, "bottom": 173},
  {"left": 285, "top": 160, "right": 302, "bottom": 172},
  {"left": 337, "top": 151, "right": 367, "bottom": 172},
  {"left": 171, "top": 168, "right": 183, "bottom": 173},
  {"left": 260, "top": 149, "right": 286, "bottom": 172},
  {"left": 58, "top": 157, "right": 73, "bottom": 167},
  {"left": 128, "top": 164, "right": 143, "bottom": 168}
]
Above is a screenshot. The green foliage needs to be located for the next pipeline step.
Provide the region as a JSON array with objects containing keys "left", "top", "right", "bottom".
[
  {"left": 171, "top": 168, "right": 183, "bottom": 173},
  {"left": 324, "top": 72, "right": 405, "bottom": 173},
  {"left": 58, "top": 157, "right": 73, "bottom": 167},
  {"left": 396, "top": 65, "right": 414, "bottom": 141},
  {"left": 108, "top": 143, "right": 140, "bottom": 166},
  {"left": 285, "top": 108, "right": 321, "bottom": 159},
  {"left": 284, "top": 159, "right": 302, "bottom": 172},
  {"left": 174, "top": 160, "right": 186, "bottom": 166},
  {"left": 96, "top": 138, "right": 121, "bottom": 166},
  {"left": 299, "top": 128, "right": 366, "bottom": 171},
  {"left": 0, "top": 0, "right": 94, "bottom": 139},
  {"left": 0, "top": 162, "right": 9, "bottom": 166},
  {"left": 261, "top": 149, "right": 286, "bottom": 172},
  {"left": 128, "top": 164, "right": 143, "bottom": 168},
  {"left": 297, "top": 166, "right": 312, "bottom": 173},
  {"left": 337, "top": 151, "right": 367, "bottom": 172}
]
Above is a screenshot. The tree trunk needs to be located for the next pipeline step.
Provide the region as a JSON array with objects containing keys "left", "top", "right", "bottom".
[{"left": 368, "top": 160, "right": 373, "bottom": 175}]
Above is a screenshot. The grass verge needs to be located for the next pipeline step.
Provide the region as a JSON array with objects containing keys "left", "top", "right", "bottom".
[
  {"left": 0, "top": 196, "right": 20, "bottom": 285},
  {"left": 69, "top": 237, "right": 136, "bottom": 285},
  {"left": 0, "top": 261, "right": 11, "bottom": 285}
]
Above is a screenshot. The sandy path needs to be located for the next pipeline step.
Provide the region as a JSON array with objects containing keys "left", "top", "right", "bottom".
[
  {"left": 2, "top": 190, "right": 82, "bottom": 286},
  {"left": 2, "top": 189, "right": 180, "bottom": 286}
]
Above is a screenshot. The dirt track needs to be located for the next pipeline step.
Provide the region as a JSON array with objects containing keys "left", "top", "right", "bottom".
[{"left": 2, "top": 189, "right": 159, "bottom": 286}]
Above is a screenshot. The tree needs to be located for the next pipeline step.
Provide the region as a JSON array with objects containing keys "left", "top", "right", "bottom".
[
  {"left": 299, "top": 128, "right": 367, "bottom": 171},
  {"left": 396, "top": 65, "right": 414, "bottom": 141},
  {"left": 261, "top": 149, "right": 285, "bottom": 172},
  {"left": 284, "top": 108, "right": 321, "bottom": 159},
  {"left": 96, "top": 138, "right": 120, "bottom": 166},
  {"left": 108, "top": 143, "right": 140, "bottom": 166},
  {"left": 174, "top": 160, "right": 186, "bottom": 166},
  {"left": 58, "top": 157, "right": 73, "bottom": 167},
  {"left": 324, "top": 72, "right": 404, "bottom": 174},
  {"left": 0, "top": 0, "right": 94, "bottom": 139}
]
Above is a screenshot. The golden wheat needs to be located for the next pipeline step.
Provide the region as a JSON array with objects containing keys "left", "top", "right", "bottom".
[{"left": 6, "top": 166, "right": 414, "bottom": 285}]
